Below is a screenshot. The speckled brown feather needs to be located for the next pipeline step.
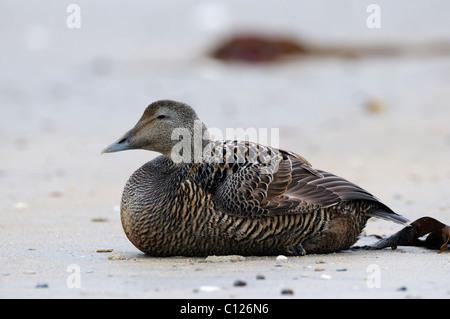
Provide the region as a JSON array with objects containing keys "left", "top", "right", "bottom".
[{"left": 210, "top": 142, "right": 404, "bottom": 222}]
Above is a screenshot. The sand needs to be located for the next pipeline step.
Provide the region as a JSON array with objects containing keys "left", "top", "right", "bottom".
[{"left": 0, "top": 1, "right": 449, "bottom": 299}]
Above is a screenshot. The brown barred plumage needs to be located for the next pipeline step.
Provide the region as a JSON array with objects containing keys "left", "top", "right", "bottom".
[{"left": 103, "top": 100, "right": 408, "bottom": 256}]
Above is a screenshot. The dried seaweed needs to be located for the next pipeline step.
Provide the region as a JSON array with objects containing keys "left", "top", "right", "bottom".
[
  {"left": 209, "top": 34, "right": 450, "bottom": 63},
  {"left": 355, "top": 217, "right": 449, "bottom": 253},
  {"left": 209, "top": 35, "right": 310, "bottom": 63},
  {"left": 439, "top": 226, "right": 450, "bottom": 253}
]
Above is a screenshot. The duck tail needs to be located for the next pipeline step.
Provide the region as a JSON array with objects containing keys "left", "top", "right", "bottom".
[{"left": 368, "top": 205, "right": 410, "bottom": 225}]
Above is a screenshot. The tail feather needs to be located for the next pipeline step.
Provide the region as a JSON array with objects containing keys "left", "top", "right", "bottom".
[{"left": 368, "top": 205, "right": 409, "bottom": 225}]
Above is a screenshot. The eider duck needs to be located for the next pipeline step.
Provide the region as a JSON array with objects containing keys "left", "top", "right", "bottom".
[{"left": 102, "top": 100, "right": 408, "bottom": 256}]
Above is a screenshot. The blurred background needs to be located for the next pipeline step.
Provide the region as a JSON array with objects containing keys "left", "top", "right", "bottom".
[
  {"left": 1, "top": 0, "right": 450, "bottom": 251},
  {"left": 1, "top": 0, "right": 450, "bottom": 298}
]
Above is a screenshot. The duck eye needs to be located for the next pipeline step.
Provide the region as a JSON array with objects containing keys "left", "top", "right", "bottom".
[{"left": 157, "top": 115, "right": 166, "bottom": 119}]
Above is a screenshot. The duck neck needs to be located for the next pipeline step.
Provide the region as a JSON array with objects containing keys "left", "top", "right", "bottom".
[{"left": 169, "top": 120, "right": 211, "bottom": 164}]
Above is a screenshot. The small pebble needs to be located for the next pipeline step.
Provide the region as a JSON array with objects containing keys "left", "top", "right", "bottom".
[
  {"left": 233, "top": 280, "right": 247, "bottom": 287},
  {"left": 256, "top": 274, "right": 265, "bottom": 280},
  {"left": 276, "top": 255, "right": 288, "bottom": 261},
  {"left": 108, "top": 250, "right": 126, "bottom": 260},
  {"left": 281, "top": 288, "right": 294, "bottom": 295},
  {"left": 320, "top": 274, "right": 332, "bottom": 280},
  {"left": 91, "top": 217, "right": 108, "bottom": 222},
  {"left": 314, "top": 268, "right": 325, "bottom": 272},
  {"left": 12, "top": 202, "right": 28, "bottom": 210},
  {"left": 198, "top": 285, "right": 221, "bottom": 292},
  {"left": 49, "top": 191, "right": 63, "bottom": 198},
  {"left": 366, "top": 99, "right": 388, "bottom": 114},
  {"left": 315, "top": 260, "right": 325, "bottom": 264}
]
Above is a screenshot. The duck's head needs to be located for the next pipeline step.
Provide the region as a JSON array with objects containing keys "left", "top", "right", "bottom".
[{"left": 102, "top": 100, "right": 209, "bottom": 159}]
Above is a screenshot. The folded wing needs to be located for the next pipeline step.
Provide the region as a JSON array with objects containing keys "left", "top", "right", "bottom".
[{"left": 211, "top": 142, "right": 407, "bottom": 224}]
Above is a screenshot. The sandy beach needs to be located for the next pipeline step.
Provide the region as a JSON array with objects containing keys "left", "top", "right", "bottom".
[{"left": 0, "top": 1, "right": 449, "bottom": 299}]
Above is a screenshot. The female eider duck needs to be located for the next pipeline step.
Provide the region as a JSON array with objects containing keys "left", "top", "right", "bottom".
[{"left": 102, "top": 100, "right": 408, "bottom": 257}]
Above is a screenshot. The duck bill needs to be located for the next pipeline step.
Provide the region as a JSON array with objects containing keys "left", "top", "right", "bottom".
[{"left": 101, "top": 129, "right": 137, "bottom": 154}]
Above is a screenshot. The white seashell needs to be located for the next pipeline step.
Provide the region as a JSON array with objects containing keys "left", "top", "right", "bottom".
[
  {"left": 198, "top": 285, "right": 221, "bottom": 292},
  {"left": 276, "top": 255, "right": 288, "bottom": 261}
]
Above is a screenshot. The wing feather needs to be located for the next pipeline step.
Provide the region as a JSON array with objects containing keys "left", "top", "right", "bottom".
[{"left": 210, "top": 141, "right": 406, "bottom": 224}]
